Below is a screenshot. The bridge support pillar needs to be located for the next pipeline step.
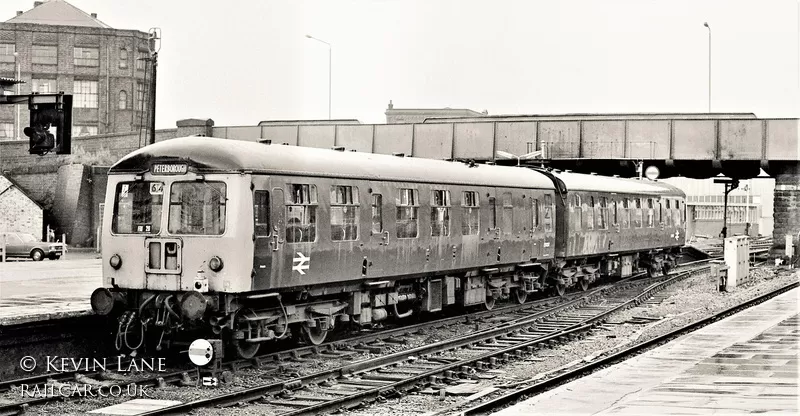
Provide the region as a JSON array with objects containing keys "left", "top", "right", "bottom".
[{"left": 772, "top": 162, "right": 800, "bottom": 260}]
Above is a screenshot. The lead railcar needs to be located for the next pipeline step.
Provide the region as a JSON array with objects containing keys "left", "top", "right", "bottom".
[{"left": 92, "top": 137, "right": 567, "bottom": 358}]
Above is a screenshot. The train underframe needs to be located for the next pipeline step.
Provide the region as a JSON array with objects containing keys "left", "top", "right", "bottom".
[{"left": 97, "top": 247, "right": 681, "bottom": 359}]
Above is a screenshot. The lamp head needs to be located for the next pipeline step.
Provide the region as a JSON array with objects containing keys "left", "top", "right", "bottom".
[
  {"left": 703, "top": 22, "right": 709, "bottom": 28},
  {"left": 305, "top": 34, "right": 313, "bottom": 38}
]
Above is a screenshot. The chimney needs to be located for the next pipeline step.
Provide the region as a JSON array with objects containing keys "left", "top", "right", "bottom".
[
  {"left": 91, "top": 13, "right": 97, "bottom": 18},
  {"left": 387, "top": 100, "right": 394, "bottom": 110},
  {"left": 16, "top": 11, "right": 23, "bottom": 16},
  {"left": 33, "top": 1, "right": 43, "bottom": 7}
]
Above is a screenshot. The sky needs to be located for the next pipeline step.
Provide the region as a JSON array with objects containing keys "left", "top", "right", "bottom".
[{"left": 4, "top": 0, "right": 799, "bottom": 128}]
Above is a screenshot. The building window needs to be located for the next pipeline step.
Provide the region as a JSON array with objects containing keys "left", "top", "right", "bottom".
[
  {"left": 330, "top": 185, "right": 359, "bottom": 241},
  {"left": 73, "top": 80, "right": 98, "bottom": 108},
  {"left": 371, "top": 194, "right": 383, "bottom": 234},
  {"left": 0, "top": 44, "right": 15, "bottom": 63},
  {"left": 32, "top": 45, "right": 57, "bottom": 65},
  {"left": 32, "top": 78, "right": 56, "bottom": 94},
  {"left": 119, "top": 48, "right": 128, "bottom": 68},
  {"left": 431, "top": 190, "right": 451, "bottom": 237},
  {"left": 74, "top": 47, "right": 99, "bottom": 67},
  {"left": 119, "top": 90, "right": 128, "bottom": 110},
  {"left": 286, "top": 184, "right": 317, "bottom": 243},
  {"left": 136, "top": 82, "right": 148, "bottom": 109},
  {"left": 462, "top": 191, "right": 479, "bottom": 235},
  {"left": 72, "top": 125, "right": 98, "bottom": 137},
  {"left": 136, "top": 51, "right": 148, "bottom": 71},
  {"left": 0, "top": 122, "right": 14, "bottom": 140},
  {"left": 396, "top": 188, "right": 418, "bottom": 239}
]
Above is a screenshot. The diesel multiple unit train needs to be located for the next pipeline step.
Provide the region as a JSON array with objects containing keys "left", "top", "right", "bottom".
[{"left": 91, "top": 137, "right": 686, "bottom": 358}]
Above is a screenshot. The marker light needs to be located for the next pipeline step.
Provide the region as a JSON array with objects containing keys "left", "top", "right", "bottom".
[
  {"left": 209, "top": 256, "right": 223, "bottom": 272},
  {"left": 110, "top": 254, "right": 122, "bottom": 269}
]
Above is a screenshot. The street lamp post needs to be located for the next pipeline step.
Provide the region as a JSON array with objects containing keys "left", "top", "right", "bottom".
[
  {"left": 703, "top": 22, "right": 711, "bottom": 113},
  {"left": 13, "top": 51, "right": 20, "bottom": 139},
  {"left": 305, "top": 34, "right": 331, "bottom": 120}
]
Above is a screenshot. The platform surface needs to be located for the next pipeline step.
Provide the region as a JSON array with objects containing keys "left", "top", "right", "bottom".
[
  {"left": 0, "top": 253, "right": 100, "bottom": 325},
  {"left": 495, "top": 287, "right": 799, "bottom": 416}
]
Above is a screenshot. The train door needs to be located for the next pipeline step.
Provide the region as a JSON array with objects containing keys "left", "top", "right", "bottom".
[
  {"left": 251, "top": 181, "right": 274, "bottom": 290},
  {"left": 268, "top": 186, "right": 287, "bottom": 284},
  {"left": 367, "top": 190, "right": 387, "bottom": 276},
  {"left": 542, "top": 193, "right": 555, "bottom": 258},
  {"left": 529, "top": 196, "right": 543, "bottom": 259}
]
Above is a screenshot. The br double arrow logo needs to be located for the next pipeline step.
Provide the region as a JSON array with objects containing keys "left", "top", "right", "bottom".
[{"left": 292, "top": 252, "right": 310, "bottom": 275}]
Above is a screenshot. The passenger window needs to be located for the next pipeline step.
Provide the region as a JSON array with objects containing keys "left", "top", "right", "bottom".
[
  {"left": 574, "top": 194, "right": 582, "bottom": 231},
  {"left": 622, "top": 198, "right": 631, "bottom": 229},
  {"left": 543, "top": 194, "right": 553, "bottom": 233},
  {"left": 489, "top": 196, "right": 497, "bottom": 231},
  {"left": 633, "top": 198, "right": 643, "bottom": 228},
  {"left": 646, "top": 198, "right": 655, "bottom": 228},
  {"left": 461, "top": 191, "right": 480, "bottom": 235},
  {"left": 532, "top": 198, "right": 540, "bottom": 228},
  {"left": 598, "top": 197, "right": 607, "bottom": 229},
  {"left": 586, "top": 196, "right": 595, "bottom": 230},
  {"left": 371, "top": 194, "right": 383, "bottom": 234},
  {"left": 330, "top": 185, "right": 359, "bottom": 241},
  {"left": 501, "top": 192, "right": 513, "bottom": 234},
  {"left": 396, "top": 188, "right": 419, "bottom": 238},
  {"left": 286, "top": 184, "right": 317, "bottom": 243},
  {"left": 431, "top": 190, "right": 451, "bottom": 237},
  {"left": 612, "top": 199, "right": 618, "bottom": 225},
  {"left": 254, "top": 190, "right": 270, "bottom": 236}
]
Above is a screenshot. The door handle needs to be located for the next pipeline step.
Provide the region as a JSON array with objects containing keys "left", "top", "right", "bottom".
[{"left": 382, "top": 230, "right": 390, "bottom": 246}]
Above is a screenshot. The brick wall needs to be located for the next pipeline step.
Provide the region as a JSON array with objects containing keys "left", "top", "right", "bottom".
[
  {"left": 772, "top": 162, "right": 800, "bottom": 255},
  {"left": 0, "top": 175, "right": 43, "bottom": 238}
]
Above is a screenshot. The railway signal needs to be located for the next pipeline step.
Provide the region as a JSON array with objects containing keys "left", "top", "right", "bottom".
[{"left": 0, "top": 85, "right": 73, "bottom": 155}]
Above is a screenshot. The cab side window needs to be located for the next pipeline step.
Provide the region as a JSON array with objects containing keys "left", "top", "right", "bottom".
[{"left": 254, "top": 190, "right": 270, "bottom": 236}]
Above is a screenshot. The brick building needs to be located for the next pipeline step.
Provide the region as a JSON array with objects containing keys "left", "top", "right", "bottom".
[
  {"left": 385, "top": 100, "right": 488, "bottom": 124},
  {"left": 0, "top": 174, "right": 43, "bottom": 238},
  {"left": 0, "top": 0, "right": 152, "bottom": 142}
]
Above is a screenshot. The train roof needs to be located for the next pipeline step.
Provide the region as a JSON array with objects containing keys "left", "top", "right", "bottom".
[
  {"left": 551, "top": 171, "right": 686, "bottom": 197},
  {"left": 110, "top": 137, "right": 558, "bottom": 189}
]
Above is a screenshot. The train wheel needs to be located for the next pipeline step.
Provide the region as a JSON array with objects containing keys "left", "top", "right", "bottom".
[
  {"left": 512, "top": 287, "right": 527, "bottom": 304},
  {"left": 553, "top": 283, "right": 566, "bottom": 297},
  {"left": 579, "top": 278, "right": 589, "bottom": 292},
  {"left": 484, "top": 288, "right": 496, "bottom": 310},
  {"left": 227, "top": 309, "right": 260, "bottom": 359},
  {"left": 301, "top": 324, "right": 328, "bottom": 345}
]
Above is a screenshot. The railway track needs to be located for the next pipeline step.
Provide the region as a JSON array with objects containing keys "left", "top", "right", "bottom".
[
  {"left": 0, "top": 267, "right": 691, "bottom": 416},
  {"left": 124, "top": 266, "right": 708, "bottom": 416},
  {"left": 451, "top": 279, "right": 800, "bottom": 416}
]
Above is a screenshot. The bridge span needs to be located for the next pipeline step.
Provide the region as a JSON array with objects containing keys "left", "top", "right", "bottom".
[{"left": 212, "top": 113, "right": 799, "bottom": 252}]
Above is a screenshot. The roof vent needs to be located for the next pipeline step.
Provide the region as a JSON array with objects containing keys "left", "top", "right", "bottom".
[
  {"left": 91, "top": 13, "right": 98, "bottom": 18},
  {"left": 332, "top": 146, "right": 345, "bottom": 151},
  {"left": 16, "top": 11, "right": 22, "bottom": 16},
  {"left": 259, "top": 139, "right": 272, "bottom": 145},
  {"left": 33, "top": 1, "right": 43, "bottom": 7},
  {"left": 349, "top": 149, "right": 356, "bottom": 152},
  {"left": 392, "top": 152, "right": 405, "bottom": 157}
]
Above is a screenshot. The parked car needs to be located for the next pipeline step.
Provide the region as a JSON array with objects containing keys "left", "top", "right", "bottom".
[{"left": 0, "top": 232, "right": 65, "bottom": 261}]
